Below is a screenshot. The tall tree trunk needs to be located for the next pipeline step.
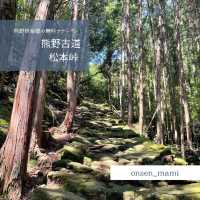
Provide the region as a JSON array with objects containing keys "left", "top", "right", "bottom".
[
  {"left": 122, "top": 0, "right": 133, "bottom": 127},
  {"left": 137, "top": 0, "right": 145, "bottom": 135},
  {"left": 29, "top": 71, "right": 47, "bottom": 158},
  {"left": 154, "top": 2, "right": 163, "bottom": 144},
  {"left": 29, "top": 0, "right": 55, "bottom": 158},
  {"left": 0, "top": 71, "right": 38, "bottom": 199},
  {"left": 108, "top": 76, "right": 112, "bottom": 104},
  {"left": 62, "top": 0, "right": 78, "bottom": 133},
  {"left": 120, "top": 44, "right": 125, "bottom": 119},
  {"left": 63, "top": 71, "right": 77, "bottom": 132},
  {"left": 0, "top": 0, "right": 53, "bottom": 199},
  {"left": 120, "top": 7, "right": 126, "bottom": 119},
  {"left": 174, "top": 0, "right": 192, "bottom": 150},
  {"left": 103, "top": 49, "right": 113, "bottom": 105}
]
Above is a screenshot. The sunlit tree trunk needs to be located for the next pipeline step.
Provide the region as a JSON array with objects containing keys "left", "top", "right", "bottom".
[
  {"left": 0, "top": 0, "right": 53, "bottom": 199},
  {"left": 29, "top": 0, "right": 55, "bottom": 158},
  {"left": 122, "top": 0, "right": 133, "bottom": 127},
  {"left": 63, "top": 71, "right": 77, "bottom": 132},
  {"left": 137, "top": 0, "right": 145, "bottom": 135},
  {"left": 29, "top": 71, "right": 47, "bottom": 158},
  {"left": 174, "top": 0, "right": 192, "bottom": 150},
  {"left": 120, "top": 6, "right": 126, "bottom": 119},
  {"left": 62, "top": 0, "right": 78, "bottom": 132},
  {"left": 154, "top": 2, "right": 163, "bottom": 144}
]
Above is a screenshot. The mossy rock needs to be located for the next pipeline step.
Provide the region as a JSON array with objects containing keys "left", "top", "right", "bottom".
[
  {"left": 31, "top": 184, "right": 86, "bottom": 200},
  {"left": 107, "top": 183, "right": 137, "bottom": 200},
  {"left": 47, "top": 170, "right": 74, "bottom": 184},
  {"left": 48, "top": 171, "right": 107, "bottom": 200},
  {"left": 118, "top": 158, "right": 131, "bottom": 165},
  {"left": 147, "top": 193, "right": 177, "bottom": 200},
  {"left": 52, "top": 159, "right": 69, "bottom": 169},
  {"left": 146, "top": 183, "right": 200, "bottom": 199},
  {"left": 61, "top": 145, "right": 85, "bottom": 162},
  {"left": 109, "top": 120, "right": 117, "bottom": 125},
  {"left": 76, "top": 180, "right": 107, "bottom": 199},
  {"left": 105, "top": 128, "right": 138, "bottom": 138},
  {"left": 83, "top": 157, "right": 92, "bottom": 167},
  {"left": 174, "top": 157, "right": 188, "bottom": 165},
  {"left": 77, "top": 128, "right": 94, "bottom": 137},
  {"left": 159, "top": 194, "right": 177, "bottom": 200},
  {"left": 123, "top": 191, "right": 144, "bottom": 200},
  {"left": 156, "top": 181, "right": 168, "bottom": 187},
  {"left": 68, "top": 161, "right": 93, "bottom": 173},
  {"left": 101, "top": 143, "right": 121, "bottom": 153},
  {"left": 91, "top": 160, "right": 118, "bottom": 176},
  {"left": 73, "top": 135, "right": 91, "bottom": 145},
  {"left": 63, "top": 173, "right": 107, "bottom": 199},
  {"left": 141, "top": 157, "right": 154, "bottom": 165},
  {"left": 158, "top": 147, "right": 175, "bottom": 158}
]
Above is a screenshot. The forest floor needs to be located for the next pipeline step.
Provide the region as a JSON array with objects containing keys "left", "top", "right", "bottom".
[
  {"left": 27, "top": 100, "right": 200, "bottom": 200},
  {"left": 1, "top": 99, "right": 200, "bottom": 200}
]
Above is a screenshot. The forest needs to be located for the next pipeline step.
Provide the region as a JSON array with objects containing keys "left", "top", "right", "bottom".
[{"left": 0, "top": 0, "right": 200, "bottom": 199}]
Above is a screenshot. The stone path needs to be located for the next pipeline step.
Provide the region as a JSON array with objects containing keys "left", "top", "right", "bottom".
[{"left": 31, "top": 101, "right": 200, "bottom": 200}]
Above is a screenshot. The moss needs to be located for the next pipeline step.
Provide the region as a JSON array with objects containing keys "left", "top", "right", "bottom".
[
  {"left": 0, "top": 118, "right": 8, "bottom": 126},
  {"left": 181, "top": 183, "right": 200, "bottom": 199},
  {"left": 174, "top": 157, "right": 188, "bottom": 165},
  {"left": 78, "top": 180, "right": 107, "bottom": 198},
  {"left": 68, "top": 162, "right": 93, "bottom": 173},
  {"left": 52, "top": 159, "right": 69, "bottom": 169},
  {"left": 135, "top": 136, "right": 148, "bottom": 143},
  {"left": 83, "top": 157, "right": 92, "bottom": 167},
  {"left": 73, "top": 135, "right": 91, "bottom": 145},
  {"left": 54, "top": 172, "right": 107, "bottom": 199},
  {"left": 31, "top": 184, "right": 86, "bottom": 200},
  {"left": 159, "top": 194, "right": 177, "bottom": 200},
  {"left": 149, "top": 143, "right": 165, "bottom": 151},
  {"left": 47, "top": 170, "right": 75, "bottom": 185},
  {"left": 28, "top": 159, "right": 37, "bottom": 169},
  {"left": 31, "top": 188, "right": 50, "bottom": 200},
  {"left": 107, "top": 183, "right": 137, "bottom": 200},
  {"left": 123, "top": 191, "right": 144, "bottom": 200},
  {"left": 0, "top": 102, "right": 11, "bottom": 139},
  {"left": 61, "top": 145, "right": 85, "bottom": 162}
]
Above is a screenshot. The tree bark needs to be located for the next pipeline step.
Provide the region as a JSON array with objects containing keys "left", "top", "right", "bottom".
[
  {"left": 154, "top": 2, "right": 163, "bottom": 144},
  {"left": 29, "top": 71, "right": 47, "bottom": 158},
  {"left": 29, "top": 0, "right": 55, "bottom": 158},
  {"left": 174, "top": 0, "right": 192, "bottom": 150},
  {"left": 0, "top": 0, "right": 53, "bottom": 199},
  {"left": 122, "top": 0, "right": 133, "bottom": 127},
  {"left": 137, "top": 0, "right": 145, "bottom": 135},
  {"left": 120, "top": 44, "right": 125, "bottom": 119},
  {"left": 63, "top": 71, "right": 77, "bottom": 132},
  {"left": 0, "top": 72, "right": 38, "bottom": 199},
  {"left": 62, "top": 0, "right": 78, "bottom": 133}
]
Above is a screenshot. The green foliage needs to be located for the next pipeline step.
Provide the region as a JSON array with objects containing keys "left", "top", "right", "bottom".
[{"left": 81, "top": 64, "right": 107, "bottom": 101}]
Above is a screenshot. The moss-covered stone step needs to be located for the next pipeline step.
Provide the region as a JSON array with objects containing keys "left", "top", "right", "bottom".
[
  {"left": 68, "top": 161, "right": 93, "bottom": 173},
  {"left": 60, "top": 142, "right": 88, "bottom": 162},
  {"left": 122, "top": 183, "right": 200, "bottom": 200},
  {"left": 46, "top": 170, "right": 116, "bottom": 200},
  {"left": 31, "top": 184, "right": 86, "bottom": 200}
]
